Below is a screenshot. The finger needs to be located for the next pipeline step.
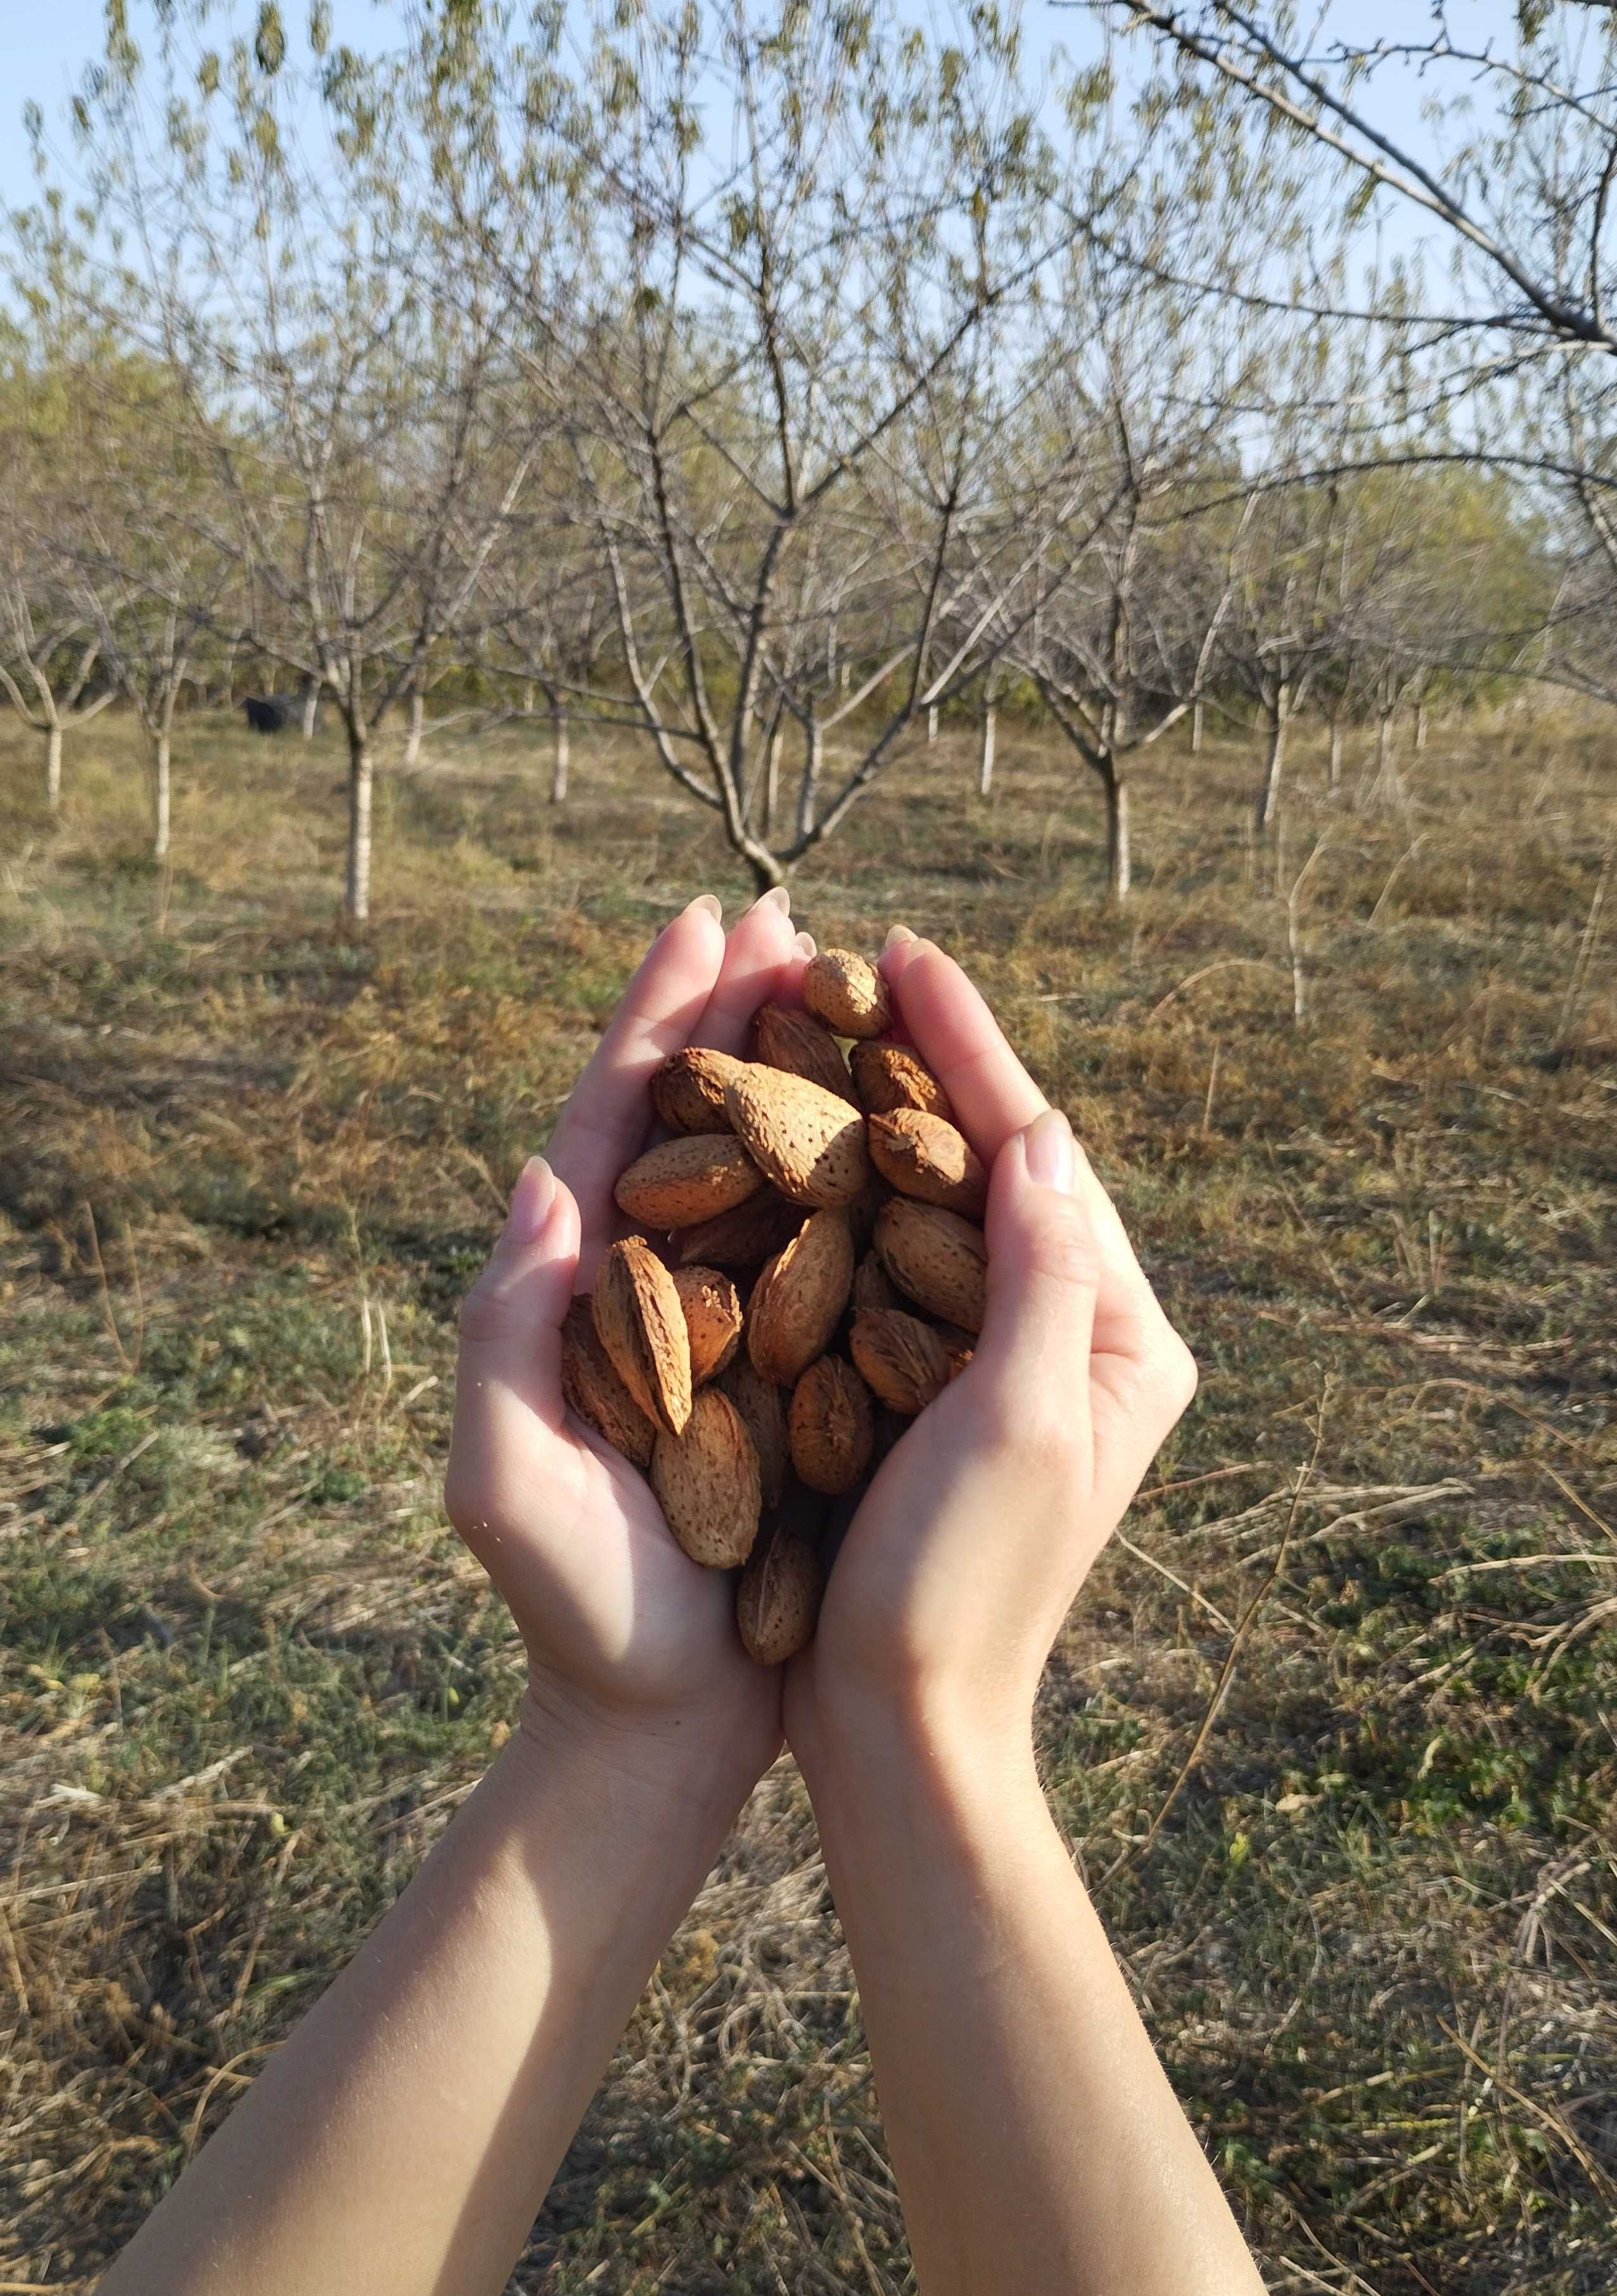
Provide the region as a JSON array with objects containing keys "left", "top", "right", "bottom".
[
  {"left": 973, "top": 1112, "right": 1099, "bottom": 1418},
  {"left": 546, "top": 895, "right": 727, "bottom": 1236},
  {"left": 690, "top": 887, "right": 801, "bottom": 1054},
  {"left": 447, "top": 1158, "right": 581, "bottom": 1525},
  {"left": 879, "top": 937, "right": 1046, "bottom": 1162}
]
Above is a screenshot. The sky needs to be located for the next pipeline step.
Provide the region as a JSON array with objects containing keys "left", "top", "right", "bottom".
[{"left": 3, "top": 0, "right": 1530, "bottom": 248}]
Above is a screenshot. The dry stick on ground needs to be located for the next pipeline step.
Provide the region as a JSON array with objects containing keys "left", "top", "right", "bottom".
[
  {"left": 1437, "top": 2017, "right": 1617, "bottom": 2202},
  {"left": 1100, "top": 1393, "right": 1329, "bottom": 1890}
]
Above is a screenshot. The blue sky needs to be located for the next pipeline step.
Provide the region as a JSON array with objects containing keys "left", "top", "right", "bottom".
[{"left": 5, "top": 0, "right": 1526, "bottom": 242}]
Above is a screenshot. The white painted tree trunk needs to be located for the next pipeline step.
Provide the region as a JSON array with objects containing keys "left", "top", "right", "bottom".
[
  {"left": 926, "top": 703, "right": 938, "bottom": 745},
  {"left": 1414, "top": 702, "right": 1428, "bottom": 751},
  {"left": 302, "top": 680, "right": 321, "bottom": 738},
  {"left": 764, "top": 724, "right": 781, "bottom": 839},
  {"left": 551, "top": 703, "right": 569, "bottom": 803},
  {"left": 151, "top": 730, "right": 171, "bottom": 860},
  {"left": 45, "top": 722, "right": 62, "bottom": 812},
  {"left": 1106, "top": 775, "right": 1131, "bottom": 902},
  {"left": 1191, "top": 698, "right": 1204, "bottom": 755},
  {"left": 1328, "top": 721, "right": 1343, "bottom": 797},
  {"left": 347, "top": 730, "right": 373, "bottom": 927},
  {"left": 798, "top": 711, "right": 822, "bottom": 840},
  {"left": 402, "top": 689, "right": 424, "bottom": 770},
  {"left": 978, "top": 705, "right": 996, "bottom": 798},
  {"left": 1254, "top": 684, "right": 1290, "bottom": 832}
]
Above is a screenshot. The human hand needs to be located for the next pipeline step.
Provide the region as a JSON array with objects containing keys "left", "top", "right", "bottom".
[
  {"left": 784, "top": 933, "right": 1198, "bottom": 1780},
  {"left": 444, "top": 890, "right": 807, "bottom": 1790}
]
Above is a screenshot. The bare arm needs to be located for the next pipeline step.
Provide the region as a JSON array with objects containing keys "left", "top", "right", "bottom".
[
  {"left": 787, "top": 935, "right": 1264, "bottom": 2296},
  {"left": 101, "top": 888, "right": 808, "bottom": 2296}
]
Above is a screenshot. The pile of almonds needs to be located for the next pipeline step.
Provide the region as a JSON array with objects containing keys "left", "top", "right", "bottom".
[{"left": 560, "top": 948, "right": 989, "bottom": 1664}]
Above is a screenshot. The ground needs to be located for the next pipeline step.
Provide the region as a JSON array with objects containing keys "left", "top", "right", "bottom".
[{"left": 1, "top": 700, "right": 1614, "bottom": 2294}]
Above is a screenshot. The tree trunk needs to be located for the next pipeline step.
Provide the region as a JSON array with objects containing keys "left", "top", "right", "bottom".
[
  {"left": 402, "top": 689, "right": 424, "bottom": 770},
  {"left": 301, "top": 677, "right": 321, "bottom": 738},
  {"left": 523, "top": 681, "right": 536, "bottom": 715},
  {"left": 151, "top": 729, "right": 171, "bottom": 861},
  {"left": 346, "top": 728, "right": 373, "bottom": 928},
  {"left": 1327, "top": 719, "right": 1343, "bottom": 797},
  {"left": 1253, "top": 682, "right": 1290, "bottom": 833},
  {"left": 764, "top": 724, "right": 781, "bottom": 840},
  {"left": 1191, "top": 698, "right": 1204, "bottom": 755},
  {"left": 551, "top": 703, "right": 569, "bottom": 804},
  {"left": 797, "top": 707, "right": 822, "bottom": 841},
  {"left": 926, "top": 703, "right": 938, "bottom": 746},
  {"left": 44, "top": 722, "right": 62, "bottom": 812},
  {"left": 1105, "top": 772, "right": 1131, "bottom": 902},
  {"left": 1414, "top": 701, "right": 1428, "bottom": 752},
  {"left": 1377, "top": 708, "right": 1392, "bottom": 773},
  {"left": 978, "top": 705, "right": 997, "bottom": 798}
]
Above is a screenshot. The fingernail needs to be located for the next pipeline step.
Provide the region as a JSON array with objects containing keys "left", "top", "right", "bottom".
[
  {"left": 504, "top": 1156, "right": 557, "bottom": 1241},
  {"left": 1023, "top": 1110, "right": 1074, "bottom": 1192},
  {"left": 751, "top": 885, "right": 791, "bottom": 916},
  {"left": 794, "top": 929, "right": 817, "bottom": 958},
  {"left": 687, "top": 893, "right": 724, "bottom": 923},
  {"left": 883, "top": 923, "right": 917, "bottom": 951}
]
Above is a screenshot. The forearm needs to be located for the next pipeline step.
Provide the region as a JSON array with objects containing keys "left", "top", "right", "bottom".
[
  {"left": 103, "top": 1696, "right": 758, "bottom": 2296},
  {"left": 800, "top": 1707, "right": 1263, "bottom": 2296}
]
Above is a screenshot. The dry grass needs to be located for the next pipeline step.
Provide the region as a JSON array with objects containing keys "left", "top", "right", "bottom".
[{"left": 1, "top": 698, "right": 1614, "bottom": 2293}]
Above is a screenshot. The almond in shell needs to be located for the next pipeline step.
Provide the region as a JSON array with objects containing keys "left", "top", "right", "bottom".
[
  {"left": 651, "top": 1388, "right": 762, "bottom": 1568},
  {"left": 802, "top": 948, "right": 892, "bottom": 1039},
  {"left": 592, "top": 1236, "right": 693, "bottom": 1436},
  {"left": 867, "top": 1107, "right": 988, "bottom": 1219},
  {"left": 717, "top": 1354, "right": 791, "bottom": 1508},
  {"left": 651, "top": 1046, "right": 748, "bottom": 1136},
  {"left": 789, "top": 1355, "right": 874, "bottom": 1494},
  {"left": 671, "top": 1264, "right": 744, "bottom": 1384},
  {"left": 850, "top": 1307, "right": 953, "bottom": 1416},
  {"left": 850, "top": 1039, "right": 955, "bottom": 1124},
  {"left": 753, "top": 1003, "right": 857, "bottom": 1102},
  {"left": 748, "top": 1208, "right": 855, "bottom": 1387},
  {"left": 852, "top": 1250, "right": 904, "bottom": 1317},
  {"left": 736, "top": 1510, "right": 826, "bottom": 1664},
  {"left": 673, "top": 1189, "right": 805, "bottom": 1270},
  {"left": 561, "top": 1298, "right": 656, "bottom": 1466},
  {"left": 725, "top": 1064, "right": 870, "bottom": 1209},
  {"left": 615, "top": 1135, "right": 763, "bottom": 1228},
  {"left": 874, "top": 1198, "right": 988, "bottom": 1335}
]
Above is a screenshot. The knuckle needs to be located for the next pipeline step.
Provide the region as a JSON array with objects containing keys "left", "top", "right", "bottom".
[
  {"left": 1036, "top": 1217, "right": 1101, "bottom": 1299},
  {"left": 1153, "top": 1328, "right": 1199, "bottom": 1421}
]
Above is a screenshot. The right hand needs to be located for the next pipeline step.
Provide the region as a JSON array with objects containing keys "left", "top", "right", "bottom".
[{"left": 785, "top": 935, "right": 1198, "bottom": 1775}]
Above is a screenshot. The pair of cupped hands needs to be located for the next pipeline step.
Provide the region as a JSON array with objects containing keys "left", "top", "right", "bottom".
[{"left": 445, "top": 890, "right": 1197, "bottom": 1796}]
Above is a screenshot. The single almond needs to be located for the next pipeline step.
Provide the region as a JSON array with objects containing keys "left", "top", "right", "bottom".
[
  {"left": 651, "top": 1387, "right": 762, "bottom": 1568},
  {"left": 932, "top": 1320, "right": 977, "bottom": 1378},
  {"left": 850, "top": 1040, "right": 955, "bottom": 1124},
  {"left": 560, "top": 1298, "right": 656, "bottom": 1466},
  {"left": 592, "top": 1236, "right": 693, "bottom": 1435},
  {"left": 868, "top": 1107, "right": 988, "bottom": 1219},
  {"left": 671, "top": 1264, "right": 744, "bottom": 1385},
  {"left": 736, "top": 1510, "right": 826, "bottom": 1664},
  {"left": 802, "top": 948, "right": 892, "bottom": 1039},
  {"left": 673, "top": 1190, "right": 805, "bottom": 1270},
  {"left": 614, "top": 1135, "right": 763, "bottom": 1228},
  {"left": 789, "top": 1355, "right": 875, "bottom": 1494},
  {"left": 874, "top": 1198, "right": 988, "bottom": 1334},
  {"left": 725, "top": 1063, "right": 870, "bottom": 1209},
  {"left": 652, "top": 1046, "right": 749, "bottom": 1136},
  {"left": 753, "top": 1003, "right": 857, "bottom": 1102},
  {"left": 852, "top": 1250, "right": 904, "bottom": 1316},
  {"left": 717, "top": 1354, "right": 791, "bottom": 1508},
  {"left": 748, "top": 1207, "right": 856, "bottom": 1386},
  {"left": 850, "top": 1307, "right": 952, "bottom": 1416}
]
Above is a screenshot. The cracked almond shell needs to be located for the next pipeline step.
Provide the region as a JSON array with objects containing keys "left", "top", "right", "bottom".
[
  {"left": 725, "top": 1064, "right": 870, "bottom": 1209},
  {"left": 651, "top": 1387, "right": 762, "bottom": 1569},
  {"left": 592, "top": 1236, "right": 693, "bottom": 1437}
]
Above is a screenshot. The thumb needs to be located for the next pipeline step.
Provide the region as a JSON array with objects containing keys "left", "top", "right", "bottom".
[
  {"left": 454, "top": 1157, "right": 581, "bottom": 1430},
  {"left": 975, "top": 1110, "right": 1099, "bottom": 1415}
]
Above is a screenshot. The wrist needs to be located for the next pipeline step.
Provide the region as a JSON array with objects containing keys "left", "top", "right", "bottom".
[
  {"left": 789, "top": 1671, "right": 1044, "bottom": 1834},
  {"left": 514, "top": 1665, "right": 777, "bottom": 1821}
]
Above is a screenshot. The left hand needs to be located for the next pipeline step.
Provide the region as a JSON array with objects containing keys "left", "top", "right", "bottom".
[{"left": 444, "top": 888, "right": 807, "bottom": 1791}]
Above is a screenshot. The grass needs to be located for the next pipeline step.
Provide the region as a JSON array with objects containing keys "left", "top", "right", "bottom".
[{"left": 1, "top": 698, "right": 1614, "bottom": 2293}]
